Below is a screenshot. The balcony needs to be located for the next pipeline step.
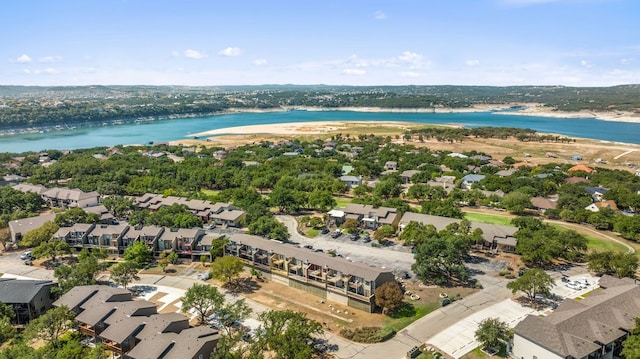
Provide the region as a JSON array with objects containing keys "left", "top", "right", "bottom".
[
  {"left": 78, "top": 323, "right": 97, "bottom": 336},
  {"left": 103, "top": 339, "right": 128, "bottom": 355}
]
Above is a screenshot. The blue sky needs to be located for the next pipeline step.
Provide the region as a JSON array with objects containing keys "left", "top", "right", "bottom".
[{"left": 2, "top": 0, "right": 639, "bottom": 86}]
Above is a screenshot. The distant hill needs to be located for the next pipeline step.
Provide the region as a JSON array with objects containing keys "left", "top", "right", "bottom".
[{"left": 0, "top": 85, "right": 638, "bottom": 130}]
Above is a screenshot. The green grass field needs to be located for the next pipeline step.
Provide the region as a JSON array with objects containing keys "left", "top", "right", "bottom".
[
  {"left": 463, "top": 211, "right": 514, "bottom": 226},
  {"left": 334, "top": 197, "right": 353, "bottom": 208},
  {"left": 200, "top": 189, "right": 219, "bottom": 197},
  {"left": 585, "top": 236, "right": 629, "bottom": 253}
]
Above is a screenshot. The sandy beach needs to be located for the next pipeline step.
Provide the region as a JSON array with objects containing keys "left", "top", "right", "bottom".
[{"left": 188, "top": 120, "right": 428, "bottom": 138}]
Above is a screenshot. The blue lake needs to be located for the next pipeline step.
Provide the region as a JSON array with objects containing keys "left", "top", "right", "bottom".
[{"left": 1, "top": 110, "right": 639, "bottom": 153}]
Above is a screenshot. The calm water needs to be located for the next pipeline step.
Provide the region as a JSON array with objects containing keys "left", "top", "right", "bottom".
[{"left": 1, "top": 110, "right": 639, "bottom": 153}]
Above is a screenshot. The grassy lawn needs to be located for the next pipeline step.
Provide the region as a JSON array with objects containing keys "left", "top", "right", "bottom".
[
  {"left": 464, "top": 212, "right": 514, "bottom": 226},
  {"left": 585, "top": 235, "right": 628, "bottom": 253},
  {"left": 200, "top": 189, "right": 219, "bottom": 197},
  {"left": 304, "top": 228, "right": 320, "bottom": 237},
  {"left": 383, "top": 301, "right": 440, "bottom": 334},
  {"left": 334, "top": 197, "right": 352, "bottom": 208}
]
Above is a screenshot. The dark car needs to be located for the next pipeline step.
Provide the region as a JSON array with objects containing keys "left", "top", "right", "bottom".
[
  {"left": 321, "top": 228, "right": 330, "bottom": 235},
  {"left": 362, "top": 234, "right": 371, "bottom": 242},
  {"left": 330, "top": 231, "right": 342, "bottom": 238},
  {"left": 314, "top": 248, "right": 324, "bottom": 253},
  {"left": 303, "top": 244, "right": 313, "bottom": 250},
  {"left": 349, "top": 233, "right": 359, "bottom": 241}
]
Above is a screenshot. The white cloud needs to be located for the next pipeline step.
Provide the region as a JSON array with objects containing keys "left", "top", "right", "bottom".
[
  {"left": 374, "top": 11, "right": 387, "bottom": 20},
  {"left": 580, "top": 59, "right": 593, "bottom": 68},
  {"left": 466, "top": 59, "right": 480, "bottom": 66},
  {"left": 342, "top": 68, "right": 366, "bottom": 76},
  {"left": 398, "top": 51, "right": 422, "bottom": 64},
  {"left": 183, "top": 49, "right": 208, "bottom": 59},
  {"left": 620, "top": 58, "right": 632, "bottom": 65},
  {"left": 16, "top": 54, "right": 32, "bottom": 63},
  {"left": 253, "top": 59, "right": 268, "bottom": 66},
  {"left": 23, "top": 67, "right": 59, "bottom": 75},
  {"left": 400, "top": 71, "right": 423, "bottom": 78},
  {"left": 39, "top": 55, "right": 62, "bottom": 63},
  {"left": 218, "top": 47, "right": 242, "bottom": 57}
]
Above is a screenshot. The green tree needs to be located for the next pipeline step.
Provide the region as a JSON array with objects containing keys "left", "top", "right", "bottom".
[
  {"left": 216, "top": 299, "right": 252, "bottom": 334},
  {"left": 501, "top": 191, "right": 532, "bottom": 215},
  {"left": 23, "top": 305, "right": 75, "bottom": 349},
  {"left": 209, "top": 256, "right": 244, "bottom": 284},
  {"left": 101, "top": 195, "right": 134, "bottom": 218},
  {"left": 399, "top": 221, "right": 438, "bottom": 247},
  {"left": 587, "top": 250, "right": 639, "bottom": 278},
  {"left": 209, "top": 236, "right": 228, "bottom": 259},
  {"left": 623, "top": 318, "right": 640, "bottom": 358},
  {"left": 123, "top": 240, "right": 153, "bottom": 264},
  {"left": 109, "top": 261, "right": 139, "bottom": 289},
  {"left": 181, "top": 283, "right": 225, "bottom": 325},
  {"left": 374, "top": 224, "right": 395, "bottom": 242},
  {"left": 31, "top": 240, "right": 71, "bottom": 263},
  {"left": 54, "top": 208, "right": 100, "bottom": 227},
  {"left": 374, "top": 281, "right": 404, "bottom": 314},
  {"left": 253, "top": 310, "right": 323, "bottom": 359},
  {"left": 475, "top": 317, "right": 512, "bottom": 352},
  {"left": 19, "top": 221, "right": 59, "bottom": 248},
  {"left": 54, "top": 248, "right": 108, "bottom": 294},
  {"left": 506, "top": 268, "right": 554, "bottom": 302},
  {"left": 412, "top": 232, "right": 471, "bottom": 285},
  {"left": 342, "top": 218, "right": 359, "bottom": 234}
]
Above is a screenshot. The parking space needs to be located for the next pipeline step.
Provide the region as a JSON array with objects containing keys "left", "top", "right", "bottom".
[
  {"left": 427, "top": 299, "right": 542, "bottom": 359},
  {"left": 550, "top": 274, "right": 600, "bottom": 299}
]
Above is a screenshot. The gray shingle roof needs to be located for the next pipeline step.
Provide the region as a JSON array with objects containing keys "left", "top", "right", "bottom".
[
  {"left": 0, "top": 278, "right": 55, "bottom": 304},
  {"left": 227, "top": 233, "right": 392, "bottom": 281},
  {"left": 514, "top": 276, "right": 640, "bottom": 358}
]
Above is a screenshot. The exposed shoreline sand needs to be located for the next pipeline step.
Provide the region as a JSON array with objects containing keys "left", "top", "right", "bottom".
[{"left": 221, "top": 104, "right": 640, "bottom": 123}]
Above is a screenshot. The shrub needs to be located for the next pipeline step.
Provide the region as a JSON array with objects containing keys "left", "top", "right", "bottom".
[{"left": 340, "top": 326, "right": 396, "bottom": 343}]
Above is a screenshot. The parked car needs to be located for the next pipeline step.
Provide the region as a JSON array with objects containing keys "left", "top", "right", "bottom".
[
  {"left": 303, "top": 244, "right": 313, "bottom": 250},
  {"left": 20, "top": 251, "right": 32, "bottom": 260},
  {"left": 24, "top": 260, "right": 32, "bottom": 266},
  {"left": 561, "top": 275, "right": 570, "bottom": 283},
  {"left": 321, "top": 228, "right": 330, "bottom": 235},
  {"left": 200, "top": 272, "right": 211, "bottom": 281},
  {"left": 565, "top": 281, "right": 581, "bottom": 290},
  {"left": 330, "top": 231, "right": 342, "bottom": 238},
  {"left": 314, "top": 248, "right": 324, "bottom": 253},
  {"left": 349, "top": 233, "right": 359, "bottom": 241}
]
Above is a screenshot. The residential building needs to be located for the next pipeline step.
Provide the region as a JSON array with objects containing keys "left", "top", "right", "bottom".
[
  {"left": 585, "top": 200, "right": 618, "bottom": 212},
  {"left": 134, "top": 193, "right": 245, "bottom": 226},
  {"left": 224, "top": 234, "right": 395, "bottom": 312},
  {"left": 460, "top": 174, "right": 485, "bottom": 190},
  {"left": 513, "top": 276, "right": 640, "bottom": 359},
  {"left": 0, "top": 174, "right": 26, "bottom": 186},
  {"left": 400, "top": 170, "right": 421, "bottom": 184},
  {"left": 12, "top": 183, "right": 47, "bottom": 195},
  {"left": 530, "top": 197, "right": 558, "bottom": 213},
  {"left": 384, "top": 161, "right": 398, "bottom": 171},
  {"left": 0, "top": 278, "right": 56, "bottom": 325},
  {"left": 565, "top": 176, "right": 590, "bottom": 184},
  {"left": 339, "top": 175, "right": 363, "bottom": 189},
  {"left": 156, "top": 228, "right": 204, "bottom": 256},
  {"left": 427, "top": 175, "right": 457, "bottom": 194},
  {"left": 54, "top": 285, "right": 219, "bottom": 358},
  {"left": 398, "top": 212, "right": 517, "bottom": 252},
  {"left": 120, "top": 225, "right": 164, "bottom": 254},
  {"left": 8, "top": 213, "right": 56, "bottom": 245},
  {"left": 569, "top": 164, "right": 594, "bottom": 173},
  {"left": 40, "top": 187, "right": 100, "bottom": 208},
  {"left": 585, "top": 186, "right": 609, "bottom": 202},
  {"left": 85, "top": 223, "right": 129, "bottom": 253},
  {"left": 329, "top": 203, "right": 400, "bottom": 230},
  {"left": 52, "top": 223, "right": 95, "bottom": 248}
]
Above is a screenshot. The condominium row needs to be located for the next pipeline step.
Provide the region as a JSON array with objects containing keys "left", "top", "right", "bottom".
[{"left": 53, "top": 223, "right": 217, "bottom": 260}]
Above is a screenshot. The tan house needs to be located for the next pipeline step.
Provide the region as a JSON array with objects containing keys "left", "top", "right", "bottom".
[
  {"left": 156, "top": 228, "right": 204, "bottom": 256},
  {"left": 52, "top": 223, "right": 95, "bottom": 248},
  {"left": 41, "top": 187, "right": 100, "bottom": 208},
  {"left": 8, "top": 213, "right": 56, "bottom": 244},
  {"left": 120, "top": 225, "right": 164, "bottom": 254}
]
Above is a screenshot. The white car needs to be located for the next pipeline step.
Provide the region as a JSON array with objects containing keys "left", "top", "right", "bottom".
[
  {"left": 565, "top": 282, "right": 581, "bottom": 290},
  {"left": 20, "top": 251, "right": 32, "bottom": 260}
]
